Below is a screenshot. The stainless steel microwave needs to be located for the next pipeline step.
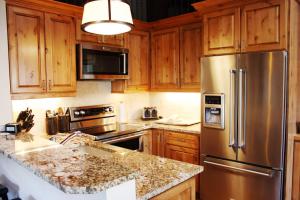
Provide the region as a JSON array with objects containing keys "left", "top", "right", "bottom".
[{"left": 76, "top": 43, "right": 129, "bottom": 80}]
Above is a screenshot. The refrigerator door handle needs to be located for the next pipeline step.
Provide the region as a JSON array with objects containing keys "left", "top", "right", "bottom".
[
  {"left": 204, "top": 160, "right": 274, "bottom": 178},
  {"left": 238, "top": 69, "right": 246, "bottom": 148},
  {"left": 229, "top": 69, "right": 237, "bottom": 147}
]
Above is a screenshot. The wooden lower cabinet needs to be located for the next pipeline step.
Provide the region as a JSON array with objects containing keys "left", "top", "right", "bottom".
[
  {"left": 164, "top": 131, "right": 200, "bottom": 194},
  {"left": 150, "top": 177, "right": 196, "bottom": 200},
  {"left": 292, "top": 139, "right": 300, "bottom": 200},
  {"left": 152, "top": 129, "right": 165, "bottom": 157},
  {"left": 142, "top": 130, "right": 152, "bottom": 154}
]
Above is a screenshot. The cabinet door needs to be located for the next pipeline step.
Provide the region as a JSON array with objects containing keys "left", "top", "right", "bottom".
[
  {"left": 151, "top": 28, "right": 180, "bottom": 90},
  {"left": 203, "top": 8, "right": 240, "bottom": 55},
  {"left": 111, "top": 30, "right": 150, "bottom": 93},
  {"left": 75, "top": 18, "right": 100, "bottom": 43},
  {"left": 241, "top": 0, "right": 287, "bottom": 52},
  {"left": 127, "top": 30, "right": 150, "bottom": 90},
  {"left": 180, "top": 23, "right": 202, "bottom": 91},
  {"left": 165, "top": 144, "right": 199, "bottom": 164},
  {"left": 293, "top": 141, "right": 300, "bottom": 200},
  {"left": 7, "top": 6, "right": 46, "bottom": 94},
  {"left": 142, "top": 130, "right": 152, "bottom": 154},
  {"left": 45, "top": 13, "right": 76, "bottom": 93},
  {"left": 152, "top": 129, "right": 164, "bottom": 157}
]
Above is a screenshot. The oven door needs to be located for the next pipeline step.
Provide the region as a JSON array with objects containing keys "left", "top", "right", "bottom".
[
  {"left": 76, "top": 43, "right": 129, "bottom": 80},
  {"left": 101, "top": 132, "right": 144, "bottom": 152}
]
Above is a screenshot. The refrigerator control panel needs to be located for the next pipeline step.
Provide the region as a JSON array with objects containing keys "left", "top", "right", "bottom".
[{"left": 203, "top": 94, "right": 225, "bottom": 129}]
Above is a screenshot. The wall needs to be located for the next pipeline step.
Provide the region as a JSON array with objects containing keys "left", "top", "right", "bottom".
[
  {"left": 12, "top": 81, "right": 150, "bottom": 135},
  {"left": 0, "top": 0, "right": 13, "bottom": 129},
  {"left": 149, "top": 92, "right": 201, "bottom": 121}
]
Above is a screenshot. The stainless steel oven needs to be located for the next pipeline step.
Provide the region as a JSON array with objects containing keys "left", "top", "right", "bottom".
[
  {"left": 76, "top": 43, "right": 129, "bottom": 80},
  {"left": 101, "top": 132, "right": 144, "bottom": 152}
]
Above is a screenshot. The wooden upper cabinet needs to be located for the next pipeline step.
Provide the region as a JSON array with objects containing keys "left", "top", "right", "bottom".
[
  {"left": 151, "top": 28, "right": 180, "bottom": 90},
  {"left": 45, "top": 13, "right": 76, "bottom": 93},
  {"left": 7, "top": 6, "right": 46, "bottom": 94},
  {"left": 203, "top": 8, "right": 241, "bottom": 55},
  {"left": 180, "top": 23, "right": 202, "bottom": 91},
  {"left": 111, "top": 30, "right": 150, "bottom": 93},
  {"left": 127, "top": 30, "right": 149, "bottom": 90},
  {"left": 241, "top": 0, "right": 287, "bottom": 52}
]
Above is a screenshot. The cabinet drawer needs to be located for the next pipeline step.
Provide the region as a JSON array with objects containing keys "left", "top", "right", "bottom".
[{"left": 164, "top": 131, "right": 199, "bottom": 150}]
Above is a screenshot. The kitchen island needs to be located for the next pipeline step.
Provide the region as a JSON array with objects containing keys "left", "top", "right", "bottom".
[{"left": 0, "top": 132, "right": 203, "bottom": 200}]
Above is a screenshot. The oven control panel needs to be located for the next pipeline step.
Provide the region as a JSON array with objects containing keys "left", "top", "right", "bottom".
[{"left": 70, "top": 105, "right": 115, "bottom": 121}]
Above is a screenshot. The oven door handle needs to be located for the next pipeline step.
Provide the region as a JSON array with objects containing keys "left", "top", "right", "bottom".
[{"left": 102, "top": 132, "right": 144, "bottom": 144}]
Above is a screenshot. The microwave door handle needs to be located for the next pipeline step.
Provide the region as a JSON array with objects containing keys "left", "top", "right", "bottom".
[
  {"left": 229, "top": 69, "right": 236, "bottom": 147},
  {"left": 238, "top": 69, "right": 246, "bottom": 148}
]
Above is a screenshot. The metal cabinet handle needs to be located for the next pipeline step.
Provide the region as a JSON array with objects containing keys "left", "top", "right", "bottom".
[
  {"left": 238, "top": 69, "right": 246, "bottom": 148},
  {"left": 229, "top": 69, "right": 237, "bottom": 147},
  {"left": 48, "top": 80, "right": 52, "bottom": 91},
  {"left": 204, "top": 160, "right": 274, "bottom": 178},
  {"left": 42, "top": 80, "right": 46, "bottom": 91}
]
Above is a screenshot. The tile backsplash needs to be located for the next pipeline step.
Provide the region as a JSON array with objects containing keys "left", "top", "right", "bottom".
[
  {"left": 12, "top": 81, "right": 150, "bottom": 135},
  {"left": 12, "top": 81, "right": 201, "bottom": 136}
]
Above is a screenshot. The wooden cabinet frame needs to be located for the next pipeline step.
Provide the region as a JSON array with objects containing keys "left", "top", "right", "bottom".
[
  {"left": 203, "top": 8, "right": 241, "bottom": 55},
  {"left": 241, "top": 0, "right": 287, "bottom": 52}
]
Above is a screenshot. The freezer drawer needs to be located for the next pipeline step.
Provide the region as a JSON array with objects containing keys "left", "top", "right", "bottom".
[{"left": 200, "top": 157, "right": 283, "bottom": 200}]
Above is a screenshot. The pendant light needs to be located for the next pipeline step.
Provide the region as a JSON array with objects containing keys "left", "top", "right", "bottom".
[{"left": 81, "top": 0, "right": 134, "bottom": 35}]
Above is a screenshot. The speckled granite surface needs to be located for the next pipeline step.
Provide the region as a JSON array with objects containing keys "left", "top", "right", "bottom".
[
  {"left": 0, "top": 132, "right": 203, "bottom": 199},
  {"left": 124, "top": 121, "right": 201, "bottom": 135},
  {"left": 0, "top": 133, "right": 137, "bottom": 194}
]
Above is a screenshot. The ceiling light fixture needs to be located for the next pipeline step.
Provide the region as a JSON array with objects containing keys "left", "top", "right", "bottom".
[{"left": 81, "top": 0, "right": 134, "bottom": 35}]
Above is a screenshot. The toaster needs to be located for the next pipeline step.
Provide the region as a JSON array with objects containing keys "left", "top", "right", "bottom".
[{"left": 142, "top": 107, "right": 159, "bottom": 120}]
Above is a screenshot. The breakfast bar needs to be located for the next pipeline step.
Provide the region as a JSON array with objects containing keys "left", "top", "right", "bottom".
[{"left": 0, "top": 133, "right": 203, "bottom": 200}]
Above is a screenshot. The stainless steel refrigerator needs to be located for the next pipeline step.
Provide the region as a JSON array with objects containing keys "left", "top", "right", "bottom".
[{"left": 200, "top": 51, "right": 287, "bottom": 200}]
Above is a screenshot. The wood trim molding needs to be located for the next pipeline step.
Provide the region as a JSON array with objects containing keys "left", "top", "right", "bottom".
[
  {"left": 148, "top": 12, "right": 202, "bottom": 30},
  {"left": 192, "top": 0, "right": 267, "bottom": 14},
  {"left": 6, "top": 0, "right": 83, "bottom": 17}
]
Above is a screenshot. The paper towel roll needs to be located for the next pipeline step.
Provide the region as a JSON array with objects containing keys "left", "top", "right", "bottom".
[{"left": 118, "top": 102, "right": 127, "bottom": 123}]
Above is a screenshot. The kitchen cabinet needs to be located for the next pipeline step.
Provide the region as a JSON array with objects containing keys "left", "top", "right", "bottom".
[
  {"left": 150, "top": 177, "right": 196, "bottom": 200},
  {"left": 151, "top": 23, "right": 202, "bottom": 92},
  {"left": 151, "top": 27, "right": 180, "bottom": 90},
  {"left": 8, "top": 6, "right": 46, "bottom": 94},
  {"left": 202, "top": 0, "right": 287, "bottom": 55},
  {"left": 241, "top": 0, "right": 287, "bottom": 52},
  {"left": 203, "top": 8, "right": 241, "bottom": 55},
  {"left": 152, "top": 129, "right": 165, "bottom": 157},
  {"left": 164, "top": 131, "right": 200, "bottom": 193},
  {"left": 180, "top": 23, "right": 202, "bottom": 90},
  {"left": 142, "top": 130, "right": 152, "bottom": 154},
  {"left": 45, "top": 13, "right": 76, "bottom": 93},
  {"left": 111, "top": 30, "right": 150, "bottom": 93},
  {"left": 75, "top": 18, "right": 126, "bottom": 47},
  {"left": 7, "top": 6, "right": 76, "bottom": 99},
  {"left": 292, "top": 139, "right": 300, "bottom": 200}
]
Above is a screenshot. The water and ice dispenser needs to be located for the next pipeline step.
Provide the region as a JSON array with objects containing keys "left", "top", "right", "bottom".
[{"left": 203, "top": 94, "right": 225, "bottom": 129}]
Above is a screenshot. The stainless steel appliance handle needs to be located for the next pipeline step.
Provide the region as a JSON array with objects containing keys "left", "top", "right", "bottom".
[
  {"left": 138, "top": 136, "right": 144, "bottom": 152},
  {"left": 229, "top": 69, "right": 236, "bottom": 147},
  {"left": 102, "top": 132, "right": 144, "bottom": 144},
  {"left": 238, "top": 69, "right": 246, "bottom": 148},
  {"left": 204, "top": 160, "right": 274, "bottom": 178}
]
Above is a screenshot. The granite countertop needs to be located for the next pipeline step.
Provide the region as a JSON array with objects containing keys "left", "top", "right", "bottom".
[
  {"left": 0, "top": 132, "right": 203, "bottom": 199},
  {"left": 125, "top": 120, "right": 201, "bottom": 135}
]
